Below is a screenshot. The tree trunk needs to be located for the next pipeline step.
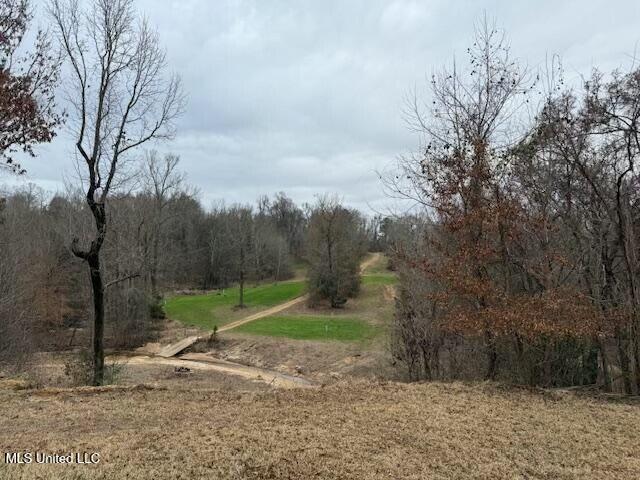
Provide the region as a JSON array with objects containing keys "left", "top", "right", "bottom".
[
  {"left": 615, "top": 326, "right": 633, "bottom": 394},
  {"left": 71, "top": 199, "right": 107, "bottom": 387},
  {"left": 597, "top": 337, "right": 612, "bottom": 393},
  {"left": 238, "top": 246, "right": 245, "bottom": 308},
  {"left": 513, "top": 333, "right": 526, "bottom": 383},
  {"left": 615, "top": 172, "right": 639, "bottom": 393},
  {"left": 88, "top": 253, "right": 105, "bottom": 386},
  {"left": 150, "top": 226, "right": 160, "bottom": 298},
  {"left": 485, "top": 329, "right": 498, "bottom": 381},
  {"left": 632, "top": 323, "right": 640, "bottom": 393},
  {"left": 421, "top": 346, "right": 432, "bottom": 381},
  {"left": 275, "top": 244, "right": 282, "bottom": 282}
]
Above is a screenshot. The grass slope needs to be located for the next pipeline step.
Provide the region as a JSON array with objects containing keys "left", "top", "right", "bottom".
[
  {"left": 361, "top": 252, "right": 398, "bottom": 286},
  {"left": 234, "top": 314, "right": 378, "bottom": 341},
  {"left": 361, "top": 252, "right": 390, "bottom": 274},
  {"left": 226, "top": 254, "right": 396, "bottom": 343},
  {"left": 165, "top": 281, "right": 306, "bottom": 329},
  {"left": 167, "top": 253, "right": 396, "bottom": 339},
  {"left": 1, "top": 381, "right": 638, "bottom": 480}
]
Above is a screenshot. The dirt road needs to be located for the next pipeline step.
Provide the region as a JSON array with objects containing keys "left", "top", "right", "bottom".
[
  {"left": 110, "top": 353, "right": 314, "bottom": 389},
  {"left": 359, "top": 252, "right": 382, "bottom": 274},
  {"left": 156, "top": 293, "right": 310, "bottom": 357},
  {"left": 217, "top": 294, "right": 309, "bottom": 333}
]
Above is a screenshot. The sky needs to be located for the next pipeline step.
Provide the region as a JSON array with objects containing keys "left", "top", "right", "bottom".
[{"left": 7, "top": 0, "right": 640, "bottom": 213}]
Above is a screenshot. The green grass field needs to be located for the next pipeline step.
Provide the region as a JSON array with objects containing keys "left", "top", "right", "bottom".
[
  {"left": 234, "top": 314, "right": 378, "bottom": 341},
  {"left": 165, "top": 281, "right": 306, "bottom": 329},
  {"left": 167, "top": 254, "right": 396, "bottom": 341}
]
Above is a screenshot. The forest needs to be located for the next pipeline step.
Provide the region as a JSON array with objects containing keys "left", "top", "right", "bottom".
[{"left": 386, "top": 24, "right": 640, "bottom": 394}]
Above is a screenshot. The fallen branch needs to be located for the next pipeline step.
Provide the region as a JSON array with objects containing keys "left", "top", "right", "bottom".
[{"left": 106, "top": 273, "right": 141, "bottom": 289}]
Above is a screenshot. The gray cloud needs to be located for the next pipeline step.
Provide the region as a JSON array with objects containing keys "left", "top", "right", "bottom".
[{"left": 9, "top": 0, "right": 640, "bottom": 212}]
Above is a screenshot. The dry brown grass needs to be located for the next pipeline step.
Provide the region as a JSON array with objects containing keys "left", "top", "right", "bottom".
[{"left": 0, "top": 380, "right": 638, "bottom": 479}]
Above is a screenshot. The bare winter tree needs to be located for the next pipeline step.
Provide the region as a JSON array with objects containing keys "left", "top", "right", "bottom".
[
  {"left": 228, "top": 206, "right": 254, "bottom": 308},
  {"left": 522, "top": 68, "right": 640, "bottom": 393},
  {"left": 140, "top": 150, "right": 185, "bottom": 297},
  {"left": 49, "top": 0, "right": 184, "bottom": 385}
]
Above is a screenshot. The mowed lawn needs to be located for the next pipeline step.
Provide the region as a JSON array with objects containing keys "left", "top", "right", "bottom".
[
  {"left": 166, "top": 253, "right": 395, "bottom": 339},
  {"left": 234, "top": 314, "right": 379, "bottom": 341},
  {"left": 165, "top": 281, "right": 306, "bottom": 329},
  {"left": 361, "top": 252, "right": 397, "bottom": 286},
  {"left": 230, "top": 255, "right": 396, "bottom": 343}
]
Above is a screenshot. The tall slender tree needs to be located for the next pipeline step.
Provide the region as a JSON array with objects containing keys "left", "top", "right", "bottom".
[
  {"left": 50, "top": 0, "right": 184, "bottom": 385},
  {"left": 228, "top": 206, "right": 254, "bottom": 308}
]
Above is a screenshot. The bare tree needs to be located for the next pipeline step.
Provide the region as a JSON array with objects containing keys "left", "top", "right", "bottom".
[
  {"left": 268, "top": 192, "right": 306, "bottom": 259},
  {"left": 140, "top": 150, "right": 185, "bottom": 297},
  {"left": 49, "top": 0, "right": 184, "bottom": 385},
  {"left": 228, "top": 206, "right": 254, "bottom": 308}
]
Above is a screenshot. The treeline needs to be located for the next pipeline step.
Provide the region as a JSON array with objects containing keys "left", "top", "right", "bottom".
[
  {"left": 388, "top": 22, "right": 640, "bottom": 394},
  {"left": 0, "top": 154, "right": 375, "bottom": 368}
]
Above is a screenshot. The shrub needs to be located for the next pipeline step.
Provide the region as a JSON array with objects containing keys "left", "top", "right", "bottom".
[
  {"left": 64, "top": 350, "right": 126, "bottom": 386},
  {"left": 63, "top": 350, "right": 93, "bottom": 386},
  {"left": 149, "top": 296, "right": 166, "bottom": 320}
]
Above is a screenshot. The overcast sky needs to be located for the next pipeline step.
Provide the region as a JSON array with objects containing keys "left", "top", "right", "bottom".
[{"left": 7, "top": 0, "right": 640, "bottom": 212}]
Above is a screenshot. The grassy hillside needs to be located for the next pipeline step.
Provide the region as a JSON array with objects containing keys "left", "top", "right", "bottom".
[
  {"left": 360, "top": 253, "right": 397, "bottom": 286},
  {"left": 165, "top": 281, "right": 306, "bottom": 329},
  {"left": 228, "top": 254, "right": 396, "bottom": 343},
  {"left": 1, "top": 381, "right": 638, "bottom": 480},
  {"left": 167, "top": 254, "right": 396, "bottom": 342}
]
